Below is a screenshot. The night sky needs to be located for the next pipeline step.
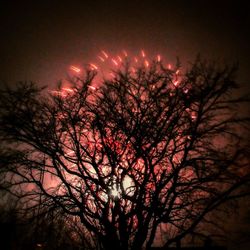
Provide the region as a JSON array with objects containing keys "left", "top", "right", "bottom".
[
  {"left": 0, "top": 0, "right": 250, "bottom": 89},
  {"left": 0, "top": 0, "right": 250, "bottom": 249}
]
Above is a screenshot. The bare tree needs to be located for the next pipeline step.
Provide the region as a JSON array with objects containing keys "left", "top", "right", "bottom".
[
  {"left": 0, "top": 58, "right": 249, "bottom": 249},
  {"left": 0, "top": 195, "right": 93, "bottom": 250}
]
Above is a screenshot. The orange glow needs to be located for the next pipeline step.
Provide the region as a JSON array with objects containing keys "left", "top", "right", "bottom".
[
  {"left": 144, "top": 60, "right": 149, "bottom": 67},
  {"left": 157, "top": 54, "right": 161, "bottom": 62},
  {"left": 141, "top": 50, "right": 146, "bottom": 58}
]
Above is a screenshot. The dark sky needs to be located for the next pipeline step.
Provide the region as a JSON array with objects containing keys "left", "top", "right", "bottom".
[
  {"left": 0, "top": 0, "right": 250, "bottom": 89},
  {"left": 0, "top": 1, "right": 250, "bottom": 248}
]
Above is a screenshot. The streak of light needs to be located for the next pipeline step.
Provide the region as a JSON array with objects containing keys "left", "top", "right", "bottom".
[
  {"left": 112, "top": 58, "right": 118, "bottom": 66},
  {"left": 141, "top": 50, "right": 146, "bottom": 58},
  {"left": 191, "top": 112, "right": 197, "bottom": 121},
  {"left": 101, "top": 50, "right": 109, "bottom": 58},
  {"left": 117, "top": 56, "right": 122, "bottom": 62},
  {"left": 157, "top": 55, "right": 161, "bottom": 62},
  {"left": 66, "top": 150, "right": 75, "bottom": 157},
  {"left": 88, "top": 86, "right": 96, "bottom": 90},
  {"left": 173, "top": 80, "right": 179, "bottom": 86},
  {"left": 144, "top": 60, "right": 149, "bottom": 68},
  {"left": 98, "top": 56, "right": 105, "bottom": 62},
  {"left": 123, "top": 50, "right": 128, "bottom": 57},
  {"left": 134, "top": 57, "right": 138, "bottom": 63},
  {"left": 62, "top": 88, "right": 74, "bottom": 92},
  {"left": 90, "top": 63, "right": 98, "bottom": 70},
  {"left": 168, "top": 64, "right": 172, "bottom": 69},
  {"left": 70, "top": 66, "right": 81, "bottom": 73}
]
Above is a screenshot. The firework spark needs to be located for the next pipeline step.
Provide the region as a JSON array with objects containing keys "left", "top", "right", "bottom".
[
  {"left": 122, "top": 50, "right": 128, "bottom": 57},
  {"left": 70, "top": 65, "right": 81, "bottom": 73},
  {"left": 112, "top": 58, "right": 118, "bottom": 66},
  {"left": 101, "top": 50, "right": 109, "bottom": 59},
  {"left": 141, "top": 50, "right": 146, "bottom": 58},
  {"left": 144, "top": 60, "right": 149, "bottom": 68},
  {"left": 48, "top": 50, "right": 195, "bottom": 202},
  {"left": 89, "top": 63, "right": 98, "bottom": 70},
  {"left": 52, "top": 50, "right": 177, "bottom": 97},
  {"left": 98, "top": 56, "right": 105, "bottom": 62},
  {"left": 62, "top": 87, "right": 74, "bottom": 92}
]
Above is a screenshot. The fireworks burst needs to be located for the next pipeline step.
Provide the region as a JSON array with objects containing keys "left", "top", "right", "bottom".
[
  {"left": 49, "top": 50, "right": 182, "bottom": 99},
  {"left": 69, "top": 50, "right": 174, "bottom": 77}
]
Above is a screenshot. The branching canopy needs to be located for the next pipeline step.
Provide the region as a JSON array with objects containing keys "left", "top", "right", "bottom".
[{"left": 0, "top": 58, "right": 249, "bottom": 249}]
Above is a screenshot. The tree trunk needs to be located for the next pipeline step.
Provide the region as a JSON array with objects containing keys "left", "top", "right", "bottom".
[{"left": 100, "top": 234, "right": 124, "bottom": 250}]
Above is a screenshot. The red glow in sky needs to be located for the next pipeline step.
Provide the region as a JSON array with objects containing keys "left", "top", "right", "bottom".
[
  {"left": 54, "top": 50, "right": 175, "bottom": 93},
  {"left": 69, "top": 50, "right": 167, "bottom": 76}
]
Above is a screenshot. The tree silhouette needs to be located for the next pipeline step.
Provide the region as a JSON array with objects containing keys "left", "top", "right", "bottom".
[
  {"left": 0, "top": 58, "right": 249, "bottom": 249},
  {"left": 0, "top": 194, "right": 92, "bottom": 250}
]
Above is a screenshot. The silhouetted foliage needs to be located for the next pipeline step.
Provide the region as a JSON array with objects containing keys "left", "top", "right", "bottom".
[
  {"left": 0, "top": 195, "right": 95, "bottom": 250},
  {"left": 0, "top": 58, "right": 249, "bottom": 249}
]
